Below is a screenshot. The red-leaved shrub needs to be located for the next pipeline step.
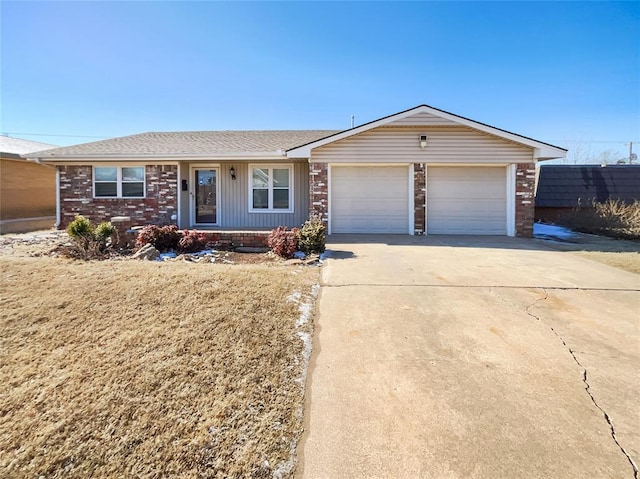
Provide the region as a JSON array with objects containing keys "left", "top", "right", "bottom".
[
  {"left": 178, "top": 230, "right": 210, "bottom": 253},
  {"left": 267, "top": 226, "right": 299, "bottom": 258},
  {"left": 135, "top": 225, "right": 180, "bottom": 252}
]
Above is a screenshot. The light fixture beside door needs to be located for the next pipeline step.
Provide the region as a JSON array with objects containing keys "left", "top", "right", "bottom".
[{"left": 230, "top": 166, "right": 236, "bottom": 180}]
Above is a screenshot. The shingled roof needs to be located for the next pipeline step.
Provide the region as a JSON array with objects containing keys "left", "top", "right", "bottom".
[
  {"left": 536, "top": 165, "right": 640, "bottom": 207},
  {"left": 1, "top": 136, "right": 57, "bottom": 158},
  {"left": 24, "top": 130, "right": 340, "bottom": 158}
]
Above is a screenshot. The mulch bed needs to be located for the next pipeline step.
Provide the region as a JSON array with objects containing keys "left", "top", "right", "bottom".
[{"left": 0, "top": 230, "right": 321, "bottom": 265}]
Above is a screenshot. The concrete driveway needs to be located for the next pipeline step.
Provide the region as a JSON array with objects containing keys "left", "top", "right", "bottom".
[{"left": 297, "top": 235, "right": 639, "bottom": 479}]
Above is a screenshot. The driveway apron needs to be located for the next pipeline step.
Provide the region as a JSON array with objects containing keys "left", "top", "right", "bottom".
[{"left": 297, "top": 235, "right": 640, "bottom": 479}]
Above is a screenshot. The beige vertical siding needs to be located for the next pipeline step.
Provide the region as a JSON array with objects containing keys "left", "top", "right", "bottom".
[
  {"left": 311, "top": 126, "right": 534, "bottom": 163},
  {"left": 389, "top": 111, "right": 458, "bottom": 126},
  {"left": 0, "top": 158, "right": 56, "bottom": 219},
  {"left": 181, "top": 161, "right": 309, "bottom": 229}
]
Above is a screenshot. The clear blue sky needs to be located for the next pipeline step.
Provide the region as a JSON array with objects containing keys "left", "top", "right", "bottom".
[{"left": 1, "top": 1, "right": 638, "bottom": 162}]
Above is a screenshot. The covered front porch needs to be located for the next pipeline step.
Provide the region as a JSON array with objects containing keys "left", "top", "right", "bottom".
[{"left": 176, "top": 161, "right": 310, "bottom": 231}]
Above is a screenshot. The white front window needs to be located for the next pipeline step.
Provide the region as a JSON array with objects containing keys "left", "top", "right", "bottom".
[
  {"left": 249, "top": 165, "right": 293, "bottom": 213},
  {"left": 94, "top": 166, "right": 145, "bottom": 198}
]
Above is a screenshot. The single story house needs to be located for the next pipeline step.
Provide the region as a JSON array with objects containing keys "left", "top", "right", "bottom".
[
  {"left": 536, "top": 164, "right": 640, "bottom": 223},
  {"left": 25, "top": 104, "right": 566, "bottom": 238},
  {"left": 1, "top": 136, "right": 57, "bottom": 234}
]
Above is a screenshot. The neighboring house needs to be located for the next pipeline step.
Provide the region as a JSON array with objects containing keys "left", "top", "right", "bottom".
[
  {"left": 536, "top": 164, "right": 640, "bottom": 223},
  {"left": 25, "top": 104, "right": 566, "bottom": 238},
  {"left": 1, "top": 136, "right": 57, "bottom": 234}
]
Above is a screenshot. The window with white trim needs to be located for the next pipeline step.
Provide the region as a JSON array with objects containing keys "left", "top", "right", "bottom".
[
  {"left": 249, "top": 165, "right": 293, "bottom": 212},
  {"left": 94, "top": 166, "right": 145, "bottom": 198}
]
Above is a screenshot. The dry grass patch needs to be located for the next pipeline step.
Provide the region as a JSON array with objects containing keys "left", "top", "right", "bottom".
[
  {"left": 572, "top": 251, "right": 640, "bottom": 274},
  {"left": 0, "top": 256, "right": 318, "bottom": 478},
  {"left": 538, "top": 232, "right": 640, "bottom": 274}
]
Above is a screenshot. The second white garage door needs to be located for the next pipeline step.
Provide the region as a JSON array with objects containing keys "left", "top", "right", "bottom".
[
  {"left": 331, "top": 166, "right": 409, "bottom": 234},
  {"left": 427, "top": 167, "right": 507, "bottom": 235}
]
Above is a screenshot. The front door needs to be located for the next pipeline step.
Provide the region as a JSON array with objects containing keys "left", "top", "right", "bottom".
[{"left": 192, "top": 168, "right": 219, "bottom": 225}]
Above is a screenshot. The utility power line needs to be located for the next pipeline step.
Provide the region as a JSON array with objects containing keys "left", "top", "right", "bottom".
[{"left": 1, "top": 132, "right": 110, "bottom": 139}]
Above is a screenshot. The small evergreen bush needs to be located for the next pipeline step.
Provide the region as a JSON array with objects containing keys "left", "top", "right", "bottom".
[
  {"left": 178, "top": 230, "right": 210, "bottom": 253},
  {"left": 66, "top": 215, "right": 93, "bottom": 239},
  {"left": 267, "top": 226, "right": 299, "bottom": 258},
  {"left": 94, "top": 222, "right": 116, "bottom": 241},
  {"left": 64, "top": 215, "right": 114, "bottom": 259},
  {"left": 296, "top": 214, "right": 326, "bottom": 254},
  {"left": 135, "top": 225, "right": 180, "bottom": 252}
]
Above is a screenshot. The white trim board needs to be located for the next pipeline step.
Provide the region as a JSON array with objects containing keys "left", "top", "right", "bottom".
[{"left": 506, "top": 164, "right": 516, "bottom": 237}]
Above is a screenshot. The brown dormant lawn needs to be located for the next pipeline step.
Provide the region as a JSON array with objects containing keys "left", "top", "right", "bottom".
[
  {"left": 0, "top": 254, "right": 318, "bottom": 478},
  {"left": 539, "top": 232, "right": 640, "bottom": 274}
]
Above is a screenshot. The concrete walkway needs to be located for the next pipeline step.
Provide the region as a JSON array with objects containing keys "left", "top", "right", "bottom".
[{"left": 297, "top": 235, "right": 639, "bottom": 479}]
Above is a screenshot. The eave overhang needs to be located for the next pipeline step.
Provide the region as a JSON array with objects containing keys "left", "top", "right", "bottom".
[{"left": 24, "top": 151, "right": 289, "bottom": 163}]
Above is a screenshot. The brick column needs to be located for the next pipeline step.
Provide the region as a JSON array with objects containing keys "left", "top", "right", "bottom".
[
  {"left": 110, "top": 216, "right": 136, "bottom": 248},
  {"left": 515, "top": 162, "right": 535, "bottom": 237},
  {"left": 309, "top": 162, "right": 328, "bottom": 229},
  {"left": 413, "top": 163, "right": 425, "bottom": 235}
]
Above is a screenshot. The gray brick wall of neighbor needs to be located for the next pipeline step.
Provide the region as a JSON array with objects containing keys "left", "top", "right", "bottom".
[{"left": 58, "top": 165, "right": 178, "bottom": 228}]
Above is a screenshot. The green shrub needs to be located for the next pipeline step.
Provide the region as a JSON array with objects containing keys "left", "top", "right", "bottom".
[
  {"left": 64, "top": 215, "right": 114, "bottom": 260},
  {"left": 296, "top": 214, "right": 326, "bottom": 253},
  {"left": 135, "top": 225, "right": 180, "bottom": 252},
  {"left": 267, "top": 226, "right": 299, "bottom": 258},
  {"left": 66, "top": 215, "right": 93, "bottom": 239},
  {"left": 94, "top": 222, "right": 116, "bottom": 241}
]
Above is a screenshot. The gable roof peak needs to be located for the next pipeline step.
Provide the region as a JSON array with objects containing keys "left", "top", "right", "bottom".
[{"left": 287, "top": 103, "right": 567, "bottom": 160}]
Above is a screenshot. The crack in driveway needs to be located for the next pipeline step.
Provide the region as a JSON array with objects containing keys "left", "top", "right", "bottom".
[
  {"left": 322, "top": 280, "right": 639, "bottom": 476},
  {"left": 526, "top": 289, "right": 639, "bottom": 479}
]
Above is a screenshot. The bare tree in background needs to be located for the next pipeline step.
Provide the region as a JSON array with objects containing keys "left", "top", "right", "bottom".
[
  {"left": 563, "top": 140, "right": 627, "bottom": 165},
  {"left": 565, "top": 140, "right": 593, "bottom": 164}
]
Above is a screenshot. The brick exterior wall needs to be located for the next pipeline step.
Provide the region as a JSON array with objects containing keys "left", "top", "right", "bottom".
[
  {"left": 515, "top": 162, "right": 536, "bottom": 237},
  {"left": 111, "top": 224, "right": 269, "bottom": 250},
  {"left": 58, "top": 165, "right": 178, "bottom": 228},
  {"left": 196, "top": 231, "right": 269, "bottom": 248},
  {"left": 309, "top": 162, "right": 328, "bottom": 228},
  {"left": 413, "top": 163, "right": 425, "bottom": 235}
]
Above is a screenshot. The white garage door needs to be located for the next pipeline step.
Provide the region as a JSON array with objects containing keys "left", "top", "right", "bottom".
[
  {"left": 427, "top": 167, "right": 507, "bottom": 235},
  {"left": 331, "top": 166, "right": 409, "bottom": 234}
]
